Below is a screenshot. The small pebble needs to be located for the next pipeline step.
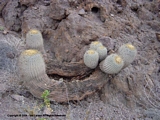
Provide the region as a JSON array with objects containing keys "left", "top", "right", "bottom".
[
  {"left": 43, "top": 106, "right": 53, "bottom": 115},
  {"left": 11, "top": 94, "right": 25, "bottom": 102},
  {"left": 110, "top": 14, "right": 114, "bottom": 17},
  {"left": 78, "top": 9, "right": 86, "bottom": 15},
  {"left": 3, "top": 29, "right": 8, "bottom": 35}
]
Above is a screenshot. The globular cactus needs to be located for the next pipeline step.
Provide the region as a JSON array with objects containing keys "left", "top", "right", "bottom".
[
  {"left": 26, "top": 29, "right": 45, "bottom": 53},
  {"left": 17, "top": 49, "right": 55, "bottom": 99},
  {"left": 89, "top": 41, "right": 103, "bottom": 50},
  {"left": 83, "top": 49, "right": 99, "bottom": 69},
  {"left": 99, "top": 54, "right": 124, "bottom": 74},
  {"left": 18, "top": 49, "right": 47, "bottom": 82},
  {"left": 117, "top": 43, "right": 137, "bottom": 68},
  {"left": 96, "top": 45, "right": 107, "bottom": 61}
]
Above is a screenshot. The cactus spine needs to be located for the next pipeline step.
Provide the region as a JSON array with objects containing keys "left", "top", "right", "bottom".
[
  {"left": 26, "top": 29, "right": 45, "bottom": 53},
  {"left": 117, "top": 43, "right": 137, "bottom": 68},
  {"left": 83, "top": 49, "right": 99, "bottom": 69},
  {"left": 99, "top": 54, "right": 124, "bottom": 74}
]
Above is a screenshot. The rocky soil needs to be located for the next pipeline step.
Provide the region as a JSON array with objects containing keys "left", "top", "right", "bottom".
[{"left": 0, "top": 0, "right": 160, "bottom": 120}]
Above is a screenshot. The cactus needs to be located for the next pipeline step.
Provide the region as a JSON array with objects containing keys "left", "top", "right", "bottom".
[
  {"left": 83, "top": 49, "right": 99, "bottom": 69},
  {"left": 89, "top": 41, "right": 103, "bottom": 50},
  {"left": 26, "top": 29, "right": 45, "bottom": 53},
  {"left": 18, "top": 49, "right": 47, "bottom": 82},
  {"left": 117, "top": 43, "right": 137, "bottom": 68},
  {"left": 89, "top": 41, "right": 107, "bottom": 61},
  {"left": 17, "top": 49, "right": 55, "bottom": 100},
  {"left": 99, "top": 54, "right": 124, "bottom": 74},
  {"left": 96, "top": 45, "right": 107, "bottom": 61}
]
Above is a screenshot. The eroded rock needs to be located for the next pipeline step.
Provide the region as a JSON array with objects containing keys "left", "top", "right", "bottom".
[
  {"left": 0, "top": 0, "right": 9, "bottom": 14},
  {"left": 2, "top": 0, "right": 21, "bottom": 32},
  {"left": 19, "top": 0, "right": 37, "bottom": 6},
  {"left": 0, "top": 42, "right": 16, "bottom": 71},
  {"left": 49, "top": 0, "right": 69, "bottom": 20}
]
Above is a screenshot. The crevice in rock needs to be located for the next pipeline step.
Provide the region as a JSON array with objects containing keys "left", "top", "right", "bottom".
[
  {"left": 42, "top": 0, "right": 51, "bottom": 6},
  {"left": 47, "top": 68, "right": 94, "bottom": 82},
  {"left": 0, "top": 0, "right": 9, "bottom": 16},
  {"left": 130, "top": 5, "right": 139, "bottom": 13},
  {"left": 116, "top": 0, "right": 122, "bottom": 5},
  {"left": 91, "top": 7, "right": 100, "bottom": 14},
  {"left": 20, "top": 4, "right": 28, "bottom": 15},
  {"left": 52, "top": 13, "right": 70, "bottom": 30}
]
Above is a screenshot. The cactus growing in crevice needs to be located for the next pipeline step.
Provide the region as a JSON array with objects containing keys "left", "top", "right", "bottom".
[
  {"left": 83, "top": 49, "right": 99, "bottom": 69},
  {"left": 99, "top": 53, "right": 124, "bottom": 74},
  {"left": 26, "top": 29, "right": 45, "bottom": 54},
  {"left": 117, "top": 43, "right": 137, "bottom": 68}
]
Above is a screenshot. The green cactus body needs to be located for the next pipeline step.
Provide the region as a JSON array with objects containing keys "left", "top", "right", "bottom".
[
  {"left": 83, "top": 49, "right": 99, "bottom": 69},
  {"left": 89, "top": 41, "right": 103, "bottom": 50},
  {"left": 99, "top": 54, "right": 124, "bottom": 74},
  {"left": 96, "top": 45, "right": 107, "bottom": 61},
  {"left": 26, "top": 29, "right": 45, "bottom": 53},
  {"left": 18, "top": 49, "right": 46, "bottom": 82},
  {"left": 117, "top": 43, "right": 137, "bottom": 68}
]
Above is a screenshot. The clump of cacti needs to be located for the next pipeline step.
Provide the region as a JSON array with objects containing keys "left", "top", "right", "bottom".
[
  {"left": 18, "top": 49, "right": 47, "bottom": 82},
  {"left": 26, "top": 29, "right": 45, "bottom": 53},
  {"left": 117, "top": 43, "right": 137, "bottom": 68},
  {"left": 84, "top": 41, "right": 107, "bottom": 68},
  {"left": 83, "top": 49, "right": 99, "bottom": 69},
  {"left": 89, "top": 41, "right": 103, "bottom": 50},
  {"left": 99, "top": 54, "right": 124, "bottom": 74},
  {"left": 96, "top": 45, "right": 107, "bottom": 61}
]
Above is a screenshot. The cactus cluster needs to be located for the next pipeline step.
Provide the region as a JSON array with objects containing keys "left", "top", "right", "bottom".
[
  {"left": 18, "top": 29, "right": 48, "bottom": 82},
  {"left": 83, "top": 41, "right": 108, "bottom": 69},
  {"left": 84, "top": 41, "right": 137, "bottom": 74},
  {"left": 89, "top": 41, "right": 107, "bottom": 61},
  {"left": 26, "top": 29, "right": 45, "bottom": 53},
  {"left": 99, "top": 43, "right": 137, "bottom": 74}
]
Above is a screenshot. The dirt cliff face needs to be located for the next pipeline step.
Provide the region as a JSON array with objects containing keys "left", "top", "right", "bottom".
[{"left": 0, "top": 0, "right": 160, "bottom": 109}]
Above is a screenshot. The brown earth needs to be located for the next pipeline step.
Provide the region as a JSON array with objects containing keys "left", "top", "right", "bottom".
[{"left": 0, "top": 0, "right": 160, "bottom": 120}]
